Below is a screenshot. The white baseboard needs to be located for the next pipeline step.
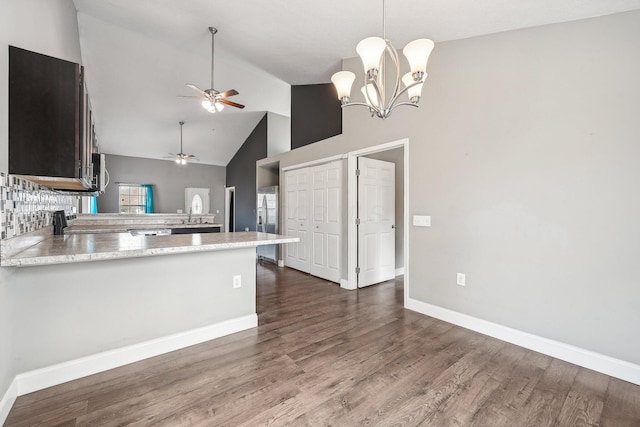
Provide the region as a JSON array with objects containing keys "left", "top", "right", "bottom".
[
  {"left": 278, "top": 259, "right": 284, "bottom": 267},
  {"left": 0, "top": 377, "right": 18, "bottom": 426},
  {"left": 406, "top": 298, "right": 640, "bottom": 386},
  {"left": 14, "top": 314, "right": 257, "bottom": 397},
  {"left": 395, "top": 267, "right": 405, "bottom": 276}
]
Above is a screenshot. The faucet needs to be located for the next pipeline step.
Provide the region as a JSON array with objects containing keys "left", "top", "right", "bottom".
[{"left": 187, "top": 207, "right": 192, "bottom": 224}]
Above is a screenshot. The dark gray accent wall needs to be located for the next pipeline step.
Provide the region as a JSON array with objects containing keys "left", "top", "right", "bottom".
[
  {"left": 291, "top": 84, "right": 342, "bottom": 150},
  {"left": 97, "top": 154, "right": 226, "bottom": 215},
  {"left": 226, "top": 114, "right": 268, "bottom": 231}
]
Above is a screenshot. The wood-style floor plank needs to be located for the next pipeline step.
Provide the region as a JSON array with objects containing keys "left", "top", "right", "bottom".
[{"left": 5, "top": 262, "right": 640, "bottom": 426}]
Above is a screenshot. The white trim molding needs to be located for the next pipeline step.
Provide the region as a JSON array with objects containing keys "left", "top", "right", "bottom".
[
  {"left": 0, "top": 378, "right": 18, "bottom": 426},
  {"left": 406, "top": 298, "right": 640, "bottom": 386},
  {"left": 395, "top": 267, "right": 405, "bottom": 276},
  {"left": 11, "top": 314, "right": 257, "bottom": 399},
  {"left": 281, "top": 153, "right": 347, "bottom": 172}
]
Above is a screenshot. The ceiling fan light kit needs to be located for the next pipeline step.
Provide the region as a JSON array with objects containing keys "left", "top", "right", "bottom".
[
  {"left": 164, "top": 121, "right": 197, "bottom": 165},
  {"left": 181, "top": 27, "right": 245, "bottom": 113},
  {"left": 331, "top": 0, "right": 434, "bottom": 119}
]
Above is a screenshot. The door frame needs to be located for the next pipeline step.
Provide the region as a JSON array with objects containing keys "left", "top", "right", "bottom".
[
  {"left": 224, "top": 186, "right": 235, "bottom": 232},
  {"left": 346, "top": 139, "right": 410, "bottom": 305}
]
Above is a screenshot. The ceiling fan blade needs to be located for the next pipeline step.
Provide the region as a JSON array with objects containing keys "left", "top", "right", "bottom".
[
  {"left": 186, "top": 84, "right": 208, "bottom": 96},
  {"left": 219, "top": 99, "right": 245, "bottom": 109},
  {"left": 218, "top": 89, "right": 239, "bottom": 99}
]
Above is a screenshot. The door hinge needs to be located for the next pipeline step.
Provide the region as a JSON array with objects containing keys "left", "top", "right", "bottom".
[
  {"left": 355, "top": 218, "right": 360, "bottom": 225},
  {"left": 355, "top": 169, "right": 360, "bottom": 177},
  {"left": 356, "top": 267, "right": 361, "bottom": 275}
]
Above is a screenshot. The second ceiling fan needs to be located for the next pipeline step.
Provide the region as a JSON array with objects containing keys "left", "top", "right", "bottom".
[{"left": 182, "top": 27, "right": 245, "bottom": 113}]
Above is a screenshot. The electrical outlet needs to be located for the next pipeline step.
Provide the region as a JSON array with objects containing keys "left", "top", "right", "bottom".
[
  {"left": 233, "top": 275, "right": 242, "bottom": 288},
  {"left": 456, "top": 273, "right": 466, "bottom": 286}
]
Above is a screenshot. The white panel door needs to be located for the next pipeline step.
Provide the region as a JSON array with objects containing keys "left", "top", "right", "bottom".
[
  {"left": 358, "top": 157, "right": 395, "bottom": 287},
  {"left": 284, "top": 168, "right": 311, "bottom": 273},
  {"left": 309, "top": 161, "right": 342, "bottom": 283}
]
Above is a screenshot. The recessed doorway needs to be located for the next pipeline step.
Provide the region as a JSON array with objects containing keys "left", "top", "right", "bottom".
[
  {"left": 347, "top": 138, "right": 409, "bottom": 305},
  {"left": 225, "top": 186, "right": 235, "bottom": 232}
]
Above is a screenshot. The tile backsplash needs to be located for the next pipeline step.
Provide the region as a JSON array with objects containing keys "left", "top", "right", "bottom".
[{"left": 1, "top": 173, "right": 77, "bottom": 240}]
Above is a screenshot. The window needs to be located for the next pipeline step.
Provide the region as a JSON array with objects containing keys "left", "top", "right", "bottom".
[{"left": 118, "top": 184, "right": 151, "bottom": 214}]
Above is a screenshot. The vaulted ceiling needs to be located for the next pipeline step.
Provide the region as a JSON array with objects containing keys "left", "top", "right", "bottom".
[{"left": 72, "top": 0, "right": 640, "bottom": 166}]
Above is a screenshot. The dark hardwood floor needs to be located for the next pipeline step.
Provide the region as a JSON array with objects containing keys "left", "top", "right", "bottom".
[{"left": 6, "top": 263, "right": 640, "bottom": 426}]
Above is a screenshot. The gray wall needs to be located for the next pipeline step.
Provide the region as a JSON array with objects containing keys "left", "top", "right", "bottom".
[
  {"left": 267, "top": 112, "right": 291, "bottom": 157},
  {"left": 98, "top": 154, "right": 226, "bottom": 216},
  {"left": 0, "top": 0, "right": 83, "bottom": 402},
  {"left": 226, "top": 114, "right": 268, "bottom": 232},
  {"left": 261, "top": 10, "right": 640, "bottom": 365},
  {"left": 11, "top": 248, "right": 256, "bottom": 373},
  {"left": 365, "top": 147, "right": 405, "bottom": 271}
]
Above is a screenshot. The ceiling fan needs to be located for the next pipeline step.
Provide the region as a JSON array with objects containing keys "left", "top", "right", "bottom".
[
  {"left": 164, "top": 121, "right": 197, "bottom": 165},
  {"left": 180, "top": 27, "right": 245, "bottom": 113}
]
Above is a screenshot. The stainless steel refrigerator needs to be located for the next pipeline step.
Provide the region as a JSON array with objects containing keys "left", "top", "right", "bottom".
[{"left": 256, "top": 185, "right": 278, "bottom": 263}]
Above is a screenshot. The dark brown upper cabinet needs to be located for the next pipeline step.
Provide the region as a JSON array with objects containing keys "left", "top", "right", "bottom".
[{"left": 9, "top": 45, "right": 94, "bottom": 190}]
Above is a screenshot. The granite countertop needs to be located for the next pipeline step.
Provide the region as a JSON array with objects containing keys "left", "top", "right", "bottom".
[
  {"left": 1, "top": 232, "right": 298, "bottom": 267},
  {"left": 65, "top": 223, "right": 224, "bottom": 234}
]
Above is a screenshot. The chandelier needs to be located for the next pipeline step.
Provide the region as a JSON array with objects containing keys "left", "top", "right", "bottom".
[{"left": 331, "top": 0, "right": 434, "bottom": 119}]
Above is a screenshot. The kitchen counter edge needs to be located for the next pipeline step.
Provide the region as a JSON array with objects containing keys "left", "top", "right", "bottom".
[{"left": 1, "top": 232, "right": 298, "bottom": 267}]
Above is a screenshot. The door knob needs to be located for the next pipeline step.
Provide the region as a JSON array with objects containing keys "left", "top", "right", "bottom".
[{"left": 391, "top": 225, "right": 396, "bottom": 229}]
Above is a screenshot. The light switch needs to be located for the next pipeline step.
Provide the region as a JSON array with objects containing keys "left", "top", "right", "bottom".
[{"left": 413, "top": 215, "right": 431, "bottom": 227}]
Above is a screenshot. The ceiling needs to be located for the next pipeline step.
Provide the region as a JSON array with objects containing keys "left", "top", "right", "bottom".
[{"left": 72, "top": 0, "right": 640, "bottom": 166}]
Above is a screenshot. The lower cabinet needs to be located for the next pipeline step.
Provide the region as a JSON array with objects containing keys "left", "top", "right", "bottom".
[{"left": 284, "top": 161, "right": 343, "bottom": 283}]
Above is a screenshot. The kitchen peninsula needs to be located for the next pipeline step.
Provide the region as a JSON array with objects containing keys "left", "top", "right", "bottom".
[{"left": 1, "top": 228, "right": 297, "bottom": 396}]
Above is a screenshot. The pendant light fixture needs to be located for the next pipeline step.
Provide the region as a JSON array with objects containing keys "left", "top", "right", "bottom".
[{"left": 331, "top": 0, "right": 434, "bottom": 119}]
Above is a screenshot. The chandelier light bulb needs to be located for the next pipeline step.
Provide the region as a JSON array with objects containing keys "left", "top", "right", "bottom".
[
  {"left": 361, "top": 84, "right": 380, "bottom": 109},
  {"left": 402, "top": 72, "right": 426, "bottom": 103},
  {"left": 175, "top": 158, "right": 181, "bottom": 164},
  {"left": 356, "top": 37, "right": 387, "bottom": 76},
  {"left": 331, "top": 71, "right": 356, "bottom": 103},
  {"left": 403, "top": 38, "right": 434, "bottom": 79}
]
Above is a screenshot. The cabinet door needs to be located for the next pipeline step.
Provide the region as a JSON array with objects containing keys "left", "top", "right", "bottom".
[{"left": 9, "top": 46, "right": 81, "bottom": 178}]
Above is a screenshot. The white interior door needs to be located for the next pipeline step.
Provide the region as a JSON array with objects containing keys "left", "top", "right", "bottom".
[
  {"left": 309, "top": 162, "right": 342, "bottom": 283},
  {"left": 284, "top": 168, "right": 311, "bottom": 273},
  {"left": 358, "top": 157, "right": 395, "bottom": 287}
]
